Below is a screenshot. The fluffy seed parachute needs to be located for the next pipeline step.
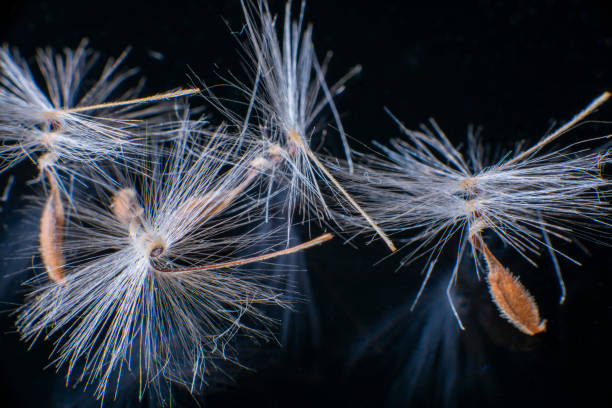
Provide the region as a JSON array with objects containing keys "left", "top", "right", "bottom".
[
  {"left": 332, "top": 92, "right": 612, "bottom": 333},
  {"left": 204, "top": 0, "right": 394, "bottom": 250},
  {"left": 16, "top": 114, "right": 331, "bottom": 403},
  {"left": 0, "top": 39, "right": 198, "bottom": 183}
]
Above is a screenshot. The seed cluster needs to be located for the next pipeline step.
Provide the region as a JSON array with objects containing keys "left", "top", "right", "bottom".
[{"left": 1, "top": 0, "right": 611, "bottom": 405}]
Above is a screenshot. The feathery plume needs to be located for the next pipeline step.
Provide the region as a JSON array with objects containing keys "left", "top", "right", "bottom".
[
  {"left": 0, "top": 39, "right": 198, "bottom": 179},
  {"left": 335, "top": 92, "right": 612, "bottom": 333},
  {"left": 205, "top": 0, "right": 394, "bottom": 250},
  {"left": 17, "top": 118, "right": 331, "bottom": 403}
]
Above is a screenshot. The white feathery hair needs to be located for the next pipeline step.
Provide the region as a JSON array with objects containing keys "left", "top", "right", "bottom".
[
  {"left": 0, "top": 39, "right": 196, "bottom": 181},
  {"left": 335, "top": 92, "right": 612, "bottom": 323},
  {"left": 16, "top": 118, "right": 296, "bottom": 403},
  {"left": 217, "top": 0, "right": 348, "bottom": 218},
  {"left": 204, "top": 0, "right": 395, "bottom": 250}
]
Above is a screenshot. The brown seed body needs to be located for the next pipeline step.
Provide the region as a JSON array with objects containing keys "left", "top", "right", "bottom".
[
  {"left": 471, "top": 235, "right": 546, "bottom": 336},
  {"left": 111, "top": 188, "right": 143, "bottom": 225},
  {"left": 39, "top": 187, "right": 65, "bottom": 285},
  {"left": 176, "top": 166, "right": 261, "bottom": 222},
  {"left": 486, "top": 261, "right": 547, "bottom": 335},
  {"left": 177, "top": 194, "right": 226, "bottom": 221}
]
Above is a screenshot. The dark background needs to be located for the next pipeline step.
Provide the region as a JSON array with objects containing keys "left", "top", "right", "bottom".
[{"left": 0, "top": 0, "right": 611, "bottom": 407}]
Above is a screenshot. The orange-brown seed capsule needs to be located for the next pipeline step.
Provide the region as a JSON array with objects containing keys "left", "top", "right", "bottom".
[
  {"left": 39, "top": 187, "right": 65, "bottom": 285},
  {"left": 471, "top": 235, "right": 546, "bottom": 336},
  {"left": 176, "top": 170, "right": 259, "bottom": 222},
  {"left": 177, "top": 193, "right": 229, "bottom": 222},
  {"left": 111, "top": 188, "right": 143, "bottom": 225}
]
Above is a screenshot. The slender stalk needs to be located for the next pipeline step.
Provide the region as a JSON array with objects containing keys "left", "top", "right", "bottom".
[
  {"left": 288, "top": 130, "right": 397, "bottom": 252},
  {"left": 60, "top": 88, "right": 200, "bottom": 114},
  {"left": 153, "top": 232, "right": 332, "bottom": 273},
  {"left": 504, "top": 91, "right": 610, "bottom": 167}
]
